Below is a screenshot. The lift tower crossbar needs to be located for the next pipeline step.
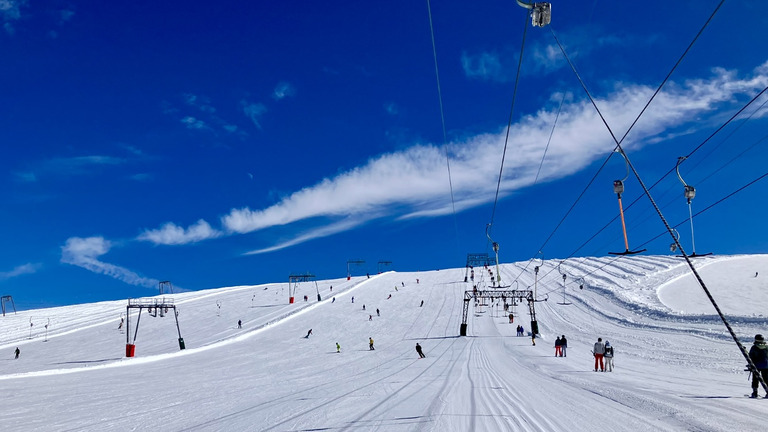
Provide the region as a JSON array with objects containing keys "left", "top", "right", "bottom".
[
  {"left": 289, "top": 273, "right": 316, "bottom": 303},
  {"left": 125, "top": 297, "right": 184, "bottom": 357},
  {"left": 464, "top": 253, "right": 493, "bottom": 282},
  {"left": 459, "top": 289, "right": 539, "bottom": 336},
  {"left": 346, "top": 259, "right": 365, "bottom": 280}
]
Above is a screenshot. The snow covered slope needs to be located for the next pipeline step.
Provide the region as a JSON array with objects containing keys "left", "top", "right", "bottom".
[{"left": 1, "top": 255, "right": 767, "bottom": 431}]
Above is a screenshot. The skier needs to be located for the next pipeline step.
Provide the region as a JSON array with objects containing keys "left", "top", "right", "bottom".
[
  {"left": 401, "top": 282, "right": 404, "bottom": 287},
  {"left": 304, "top": 295, "right": 308, "bottom": 301},
  {"left": 376, "top": 308, "right": 380, "bottom": 317},
  {"left": 363, "top": 304, "right": 366, "bottom": 311},
  {"left": 416, "top": 343, "right": 425, "bottom": 358},
  {"left": 420, "top": 300, "right": 424, "bottom": 307},
  {"left": 593, "top": 338, "right": 606, "bottom": 372},
  {"left": 118, "top": 317, "right": 124, "bottom": 330},
  {"left": 555, "top": 336, "right": 563, "bottom": 357},
  {"left": 306, "top": 329, "right": 313, "bottom": 338},
  {"left": 238, "top": 320, "right": 242, "bottom": 329},
  {"left": 509, "top": 313, "right": 514, "bottom": 324},
  {"left": 332, "top": 297, "right": 336, "bottom": 303},
  {"left": 604, "top": 341, "right": 614, "bottom": 371},
  {"left": 336, "top": 342, "right": 341, "bottom": 353},
  {"left": 561, "top": 335, "right": 568, "bottom": 357},
  {"left": 416, "top": 279, "right": 419, "bottom": 284},
  {"left": 749, "top": 334, "right": 768, "bottom": 398},
  {"left": 330, "top": 286, "right": 333, "bottom": 292},
  {"left": 14, "top": 347, "right": 20, "bottom": 359},
  {"left": 369, "top": 337, "right": 375, "bottom": 350},
  {"left": 351, "top": 296, "right": 354, "bottom": 303},
  {"left": 387, "top": 294, "right": 392, "bottom": 299},
  {"left": 369, "top": 315, "right": 372, "bottom": 321}
]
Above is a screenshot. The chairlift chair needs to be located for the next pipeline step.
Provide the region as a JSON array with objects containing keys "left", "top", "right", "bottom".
[{"left": 609, "top": 151, "right": 646, "bottom": 256}]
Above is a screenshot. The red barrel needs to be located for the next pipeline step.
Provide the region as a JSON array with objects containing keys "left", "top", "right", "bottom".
[
  {"left": 289, "top": 296, "right": 295, "bottom": 304},
  {"left": 126, "top": 344, "right": 136, "bottom": 357}
]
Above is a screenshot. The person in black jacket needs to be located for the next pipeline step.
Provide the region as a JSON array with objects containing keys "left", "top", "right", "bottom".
[{"left": 749, "top": 334, "right": 768, "bottom": 398}]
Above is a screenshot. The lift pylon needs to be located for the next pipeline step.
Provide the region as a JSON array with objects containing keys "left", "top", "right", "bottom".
[
  {"left": 288, "top": 273, "right": 317, "bottom": 304},
  {"left": 346, "top": 259, "right": 365, "bottom": 280},
  {"left": 609, "top": 150, "right": 646, "bottom": 256},
  {"left": 1, "top": 295, "right": 17, "bottom": 317},
  {"left": 125, "top": 297, "right": 184, "bottom": 357}
]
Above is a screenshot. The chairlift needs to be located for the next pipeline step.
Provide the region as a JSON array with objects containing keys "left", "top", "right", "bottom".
[
  {"left": 609, "top": 150, "right": 646, "bottom": 255},
  {"left": 516, "top": 0, "right": 551, "bottom": 27},
  {"left": 675, "top": 157, "right": 712, "bottom": 257}
]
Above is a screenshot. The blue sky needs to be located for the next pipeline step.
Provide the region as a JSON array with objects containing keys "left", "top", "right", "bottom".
[{"left": 1, "top": 0, "right": 767, "bottom": 309}]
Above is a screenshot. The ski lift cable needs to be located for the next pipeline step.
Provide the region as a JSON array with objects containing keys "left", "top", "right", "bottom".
[
  {"left": 426, "top": 0, "right": 462, "bottom": 258},
  {"left": 525, "top": 0, "right": 726, "bottom": 255},
  {"left": 506, "top": 1, "right": 731, "bottom": 286},
  {"left": 488, "top": 10, "right": 531, "bottom": 233},
  {"left": 525, "top": 87, "right": 768, "bottom": 270},
  {"left": 533, "top": 91, "right": 566, "bottom": 185}
]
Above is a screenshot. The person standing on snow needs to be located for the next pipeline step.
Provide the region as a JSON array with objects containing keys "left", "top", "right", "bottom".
[
  {"left": 749, "top": 334, "right": 768, "bottom": 398},
  {"left": 555, "top": 337, "right": 563, "bottom": 357},
  {"left": 369, "top": 337, "right": 375, "bottom": 350},
  {"left": 416, "top": 343, "right": 425, "bottom": 358},
  {"left": 420, "top": 300, "right": 424, "bottom": 307},
  {"left": 593, "top": 338, "right": 606, "bottom": 371},
  {"left": 604, "top": 341, "right": 615, "bottom": 371},
  {"left": 238, "top": 320, "right": 242, "bottom": 329},
  {"left": 561, "top": 335, "right": 568, "bottom": 357},
  {"left": 14, "top": 347, "right": 20, "bottom": 359},
  {"left": 376, "top": 308, "right": 380, "bottom": 317},
  {"left": 336, "top": 342, "right": 341, "bottom": 353}
]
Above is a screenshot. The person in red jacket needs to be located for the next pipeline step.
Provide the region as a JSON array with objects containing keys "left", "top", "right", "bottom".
[{"left": 593, "top": 338, "right": 606, "bottom": 371}]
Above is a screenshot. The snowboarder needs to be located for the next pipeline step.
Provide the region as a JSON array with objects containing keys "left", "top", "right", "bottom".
[
  {"left": 420, "top": 300, "right": 424, "bottom": 307},
  {"left": 749, "top": 334, "right": 768, "bottom": 398},
  {"left": 561, "top": 335, "right": 568, "bottom": 357},
  {"left": 238, "top": 320, "right": 242, "bottom": 329},
  {"left": 14, "top": 347, "right": 20, "bottom": 359},
  {"left": 604, "top": 341, "right": 614, "bottom": 371},
  {"left": 555, "top": 337, "right": 563, "bottom": 357},
  {"left": 416, "top": 343, "right": 425, "bottom": 358},
  {"left": 376, "top": 308, "right": 380, "bottom": 317},
  {"left": 593, "top": 338, "right": 606, "bottom": 372},
  {"left": 306, "top": 329, "right": 313, "bottom": 338},
  {"left": 336, "top": 342, "right": 341, "bottom": 353},
  {"left": 369, "top": 337, "right": 375, "bottom": 350}
]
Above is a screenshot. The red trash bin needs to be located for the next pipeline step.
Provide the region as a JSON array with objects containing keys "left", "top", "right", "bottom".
[{"left": 126, "top": 344, "right": 136, "bottom": 357}]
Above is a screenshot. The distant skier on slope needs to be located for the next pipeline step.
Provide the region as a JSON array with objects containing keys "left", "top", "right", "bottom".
[
  {"left": 238, "top": 320, "right": 242, "bottom": 329},
  {"left": 416, "top": 343, "right": 425, "bottom": 358},
  {"left": 336, "top": 342, "right": 341, "bottom": 353},
  {"left": 560, "top": 335, "right": 568, "bottom": 357},
  {"left": 306, "top": 329, "right": 312, "bottom": 338},
  {"left": 749, "top": 334, "right": 768, "bottom": 398},
  {"left": 376, "top": 308, "right": 380, "bottom": 317},
  {"left": 555, "top": 337, "right": 563, "bottom": 357},
  {"left": 14, "top": 347, "right": 20, "bottom": 359},
  {"left": 420, "top": 300, "right": 424, "bottom": 307},
  {"left": 369, "top": 337, "right": 375, "bottom": 350},
  {"left": 604, "top": 341, "right": 615, "bottom": 371},
  {"left": 593, "top": 338, "right": 606, "bottom": 372}
]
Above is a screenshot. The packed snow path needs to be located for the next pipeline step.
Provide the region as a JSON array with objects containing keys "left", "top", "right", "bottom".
[{"left": 1, "top": 255, "right": 767, "bottom": 431}]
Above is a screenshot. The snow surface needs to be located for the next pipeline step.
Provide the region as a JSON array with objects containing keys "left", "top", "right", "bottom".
[{"left": 1, "top": 255, "right": 768, "bottom": 431}]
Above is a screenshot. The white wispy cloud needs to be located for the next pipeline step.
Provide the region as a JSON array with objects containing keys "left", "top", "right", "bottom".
[
  {"left": 272, "top": 82, "right": 296, "bottom": 100},
  {"left": 183, "top": 93, "right": 216, "bottom": 113},
  {"left": 384, "top": 102, "right": 399, "bottom": 115},
  {"left": 0, "top": 262, "right": 40, "bottom": 280},
  {"left": 61, "top": 237, "right": 160, "bottom": 288},
  {"left": 461, "top": 51, "right": 509, "bottom": 82},
  {"left": 144, "top": 63, "right": 768, "bottom": 251},
  {"left": 14, "top": 155, "right": 126, "bottom": 182},
  {"left": 181, "top": 116, "right": 208, "bottom": 130},
  {"left": 1, "top": 0, "right": 27, "bottom": 35},
  {"left": 138, "top": 220, "right": 221, "bottom": 245},
  {"left": 242, "top": 102, "right": 267, "bottom": 128}
]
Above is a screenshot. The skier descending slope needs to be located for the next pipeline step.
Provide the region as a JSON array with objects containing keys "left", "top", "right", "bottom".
[{"left": 415, "top": 343, "right": 425, "bottom": 358}]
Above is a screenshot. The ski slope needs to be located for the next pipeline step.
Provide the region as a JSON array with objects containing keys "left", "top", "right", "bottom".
[{"left": 1, "top": 255, "right": 767, "bottom": 431}]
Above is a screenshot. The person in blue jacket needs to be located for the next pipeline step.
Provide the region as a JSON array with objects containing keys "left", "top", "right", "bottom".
[{"left": 749, "top": 334, "right": 768, "bottom": 398}]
